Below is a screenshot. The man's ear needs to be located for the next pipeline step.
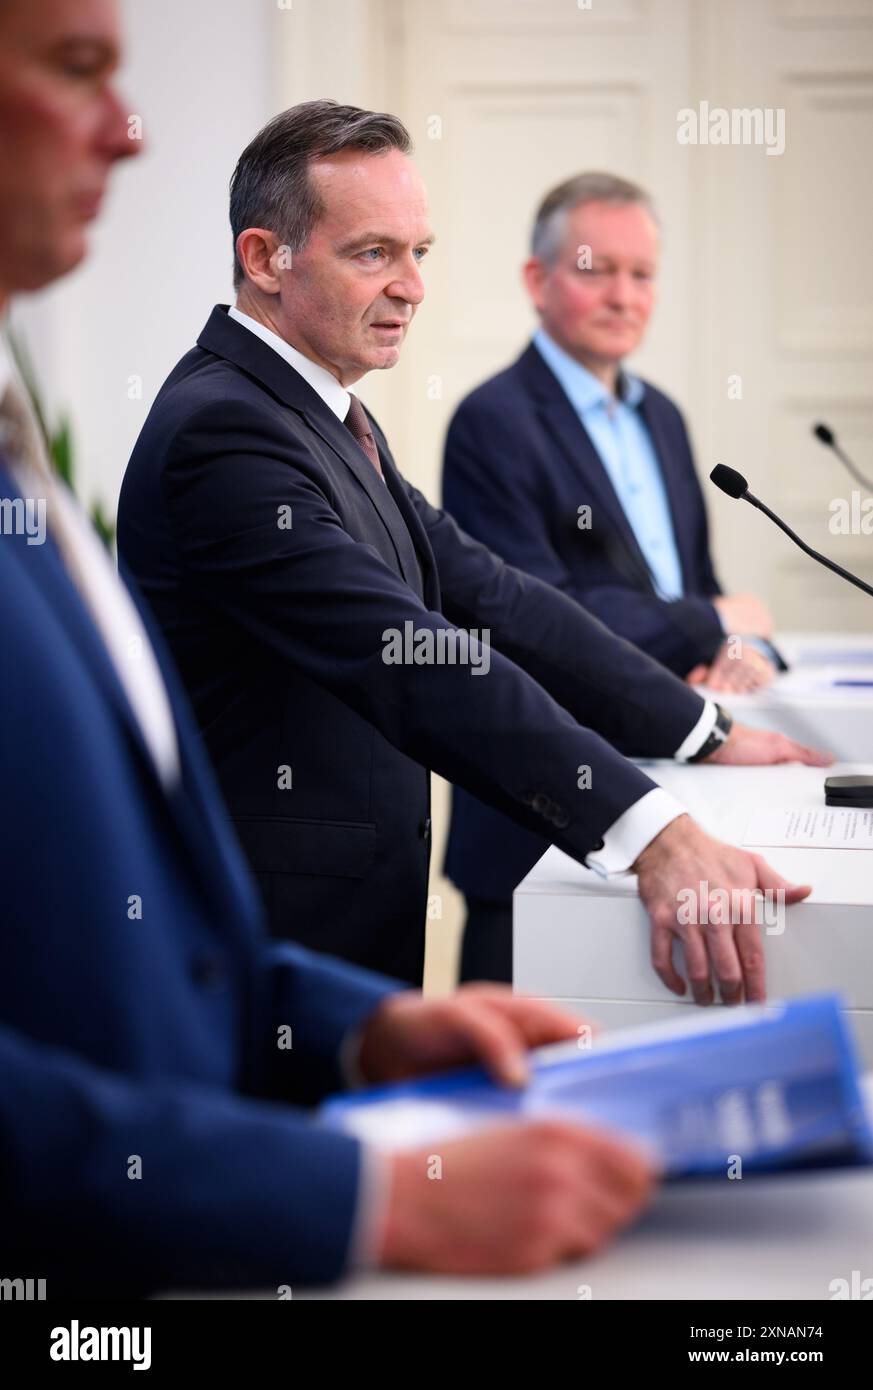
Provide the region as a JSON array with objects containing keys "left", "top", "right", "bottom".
[
  {"left": 522, "top": 257, "right": 547, "bottom": 313},
  {"left": 235, "top": 228, "right": 285, "bottom": 294}
]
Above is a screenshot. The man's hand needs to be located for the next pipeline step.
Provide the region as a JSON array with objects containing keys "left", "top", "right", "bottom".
[
  {"left": 378, "top": 1121, "right": 656, "bottom": 1274},
  {"left": 713, "top": 593, "right": 773, "bottom": 638},
  {"left": 687, "top": 642, "right": 775, "bottom": 693},
  {"left": 358, "top": 986, "right": 583, "bottom": 1088},
  {"left": 633, "top": 813, "right": 811, "bottom": 1005},
  {"left": 707, "top": 724, "right": 833, "bottom": 768}
]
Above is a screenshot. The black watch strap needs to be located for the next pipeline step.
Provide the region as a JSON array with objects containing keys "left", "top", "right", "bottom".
[{"left": 687, "top": 704, "right": 733, "bottom": 764}]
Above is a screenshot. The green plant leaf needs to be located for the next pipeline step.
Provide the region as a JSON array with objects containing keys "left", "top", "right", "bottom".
[{"left": 52, "top": 416, "right": 75, "bottom": 487}]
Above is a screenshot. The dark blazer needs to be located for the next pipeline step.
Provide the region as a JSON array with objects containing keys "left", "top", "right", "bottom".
[
  {"left": 0, "top": 461, "right": 396, "bottom": 1295},
  {"left": 441, "top": 342, "right": 727, "bottom": 905},
  {"left": 443, "top": 342, "right": 725, "bottom": 678},
  {"left": 118, "top": 307, "right": 709, "bottom": 983}
]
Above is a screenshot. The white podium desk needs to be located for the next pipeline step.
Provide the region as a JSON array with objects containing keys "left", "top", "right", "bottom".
[
  {"left": 704, "top": 632, "right": 873, "bottom": 760},
  {"left": 514, "top": 761, "right": 873, "bottom": 1064},
  {"left": 294, "top": 1163, "right": 873, "bottom": 1300}
]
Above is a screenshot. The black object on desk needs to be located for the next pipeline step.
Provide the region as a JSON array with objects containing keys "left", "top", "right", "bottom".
[{"left": 824, "top": 775, "right": 873, "bottom": 808}]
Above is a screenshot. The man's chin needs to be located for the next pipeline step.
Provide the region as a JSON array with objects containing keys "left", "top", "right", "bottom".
[
  {"left": 594, "top": 331, "right": 640, "bottom": 357},
  {"left": 19, "top": 237, "right": 88, "bottom": 293},
  {"left": 369, "top": 346, "right": 402, "bottom": 371}
]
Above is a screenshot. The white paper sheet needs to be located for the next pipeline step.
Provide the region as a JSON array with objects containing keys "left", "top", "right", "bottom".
[
  {"left": 775, "top": 665, "right": 873, "bottom": 697},
  {"left": 743, "top": 805, "right": 873, "bottom": 849}
]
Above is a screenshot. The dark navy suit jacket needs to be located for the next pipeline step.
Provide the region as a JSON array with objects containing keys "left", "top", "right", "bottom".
[
  {"left": 118, "top": 308, "right": 709, "bottom": 983},
  {"left": 442, "top": 342, "right": 724, "bottom": 904},
  {"left": 0, "top": 461, "right": 396, "bottom": 1295},
  {"left": 443, "top": 343, "right": 725, "bottom": 675}
]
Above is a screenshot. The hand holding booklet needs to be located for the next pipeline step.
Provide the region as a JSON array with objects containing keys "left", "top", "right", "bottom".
[{"left": 322, "top": 994, "right": 873, "bottom": 1178}]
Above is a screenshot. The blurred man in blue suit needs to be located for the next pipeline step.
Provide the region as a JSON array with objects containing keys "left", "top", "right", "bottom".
[
  {"left": 443, "top": 173, "right": 788, "bottom": 977},
  {"left": 0, "top": 0, "right": 657, "bottom": 1292},
  {"left": 444, "top": 172, "right": 784, "bottom": 688},
  {"left": 118, "top": 106, "right": 824, "bottom": 999}
]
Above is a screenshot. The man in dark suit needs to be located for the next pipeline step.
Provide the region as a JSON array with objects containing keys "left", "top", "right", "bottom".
[
  {"left": 0, "top": 0, "right": 656, "bottom": 1291},
  {"left": 118, "top": 103, "right": 825, "bottom": 994},
  {"left": 443, "top": 173, "right": 788, "bottom": 977}
]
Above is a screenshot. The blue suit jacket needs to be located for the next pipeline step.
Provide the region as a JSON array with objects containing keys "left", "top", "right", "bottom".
[
  {"left": 117, "top": 308, "right": 710, "bottom": 982},
  {"left": 0, "top": 461, "right": 397, "bottom": 1295},
  {"left": 442, "top": 343, "right": 724, "bottom": 903}
]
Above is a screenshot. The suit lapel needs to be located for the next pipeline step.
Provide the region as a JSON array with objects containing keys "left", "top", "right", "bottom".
[
  {"left": 0, "top": 466, "right": 256, "bottom": 935},
  {"left": 380, "top": 453, "right": 435, "bottom": 601},
  {"left": 0, "top": 487, "right": 169, "bottom": 804},
  {"left": 517, "top": 344, "right": 657, "bottom": 594},
  {"left": 197, "top": 307, "right": 425, "bottom": 594},
  {"left": 299, "top": 400, "right": 426, "bottom": 597}
]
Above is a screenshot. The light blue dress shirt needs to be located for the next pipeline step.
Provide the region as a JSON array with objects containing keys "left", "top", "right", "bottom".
[{"left": 533, "top": 328, "right": 685, "bottom": 601}]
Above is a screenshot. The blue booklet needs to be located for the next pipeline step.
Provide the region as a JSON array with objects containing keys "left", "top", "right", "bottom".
[{"left": 321, "top": 994, "right": 873, "bottom": 1178}]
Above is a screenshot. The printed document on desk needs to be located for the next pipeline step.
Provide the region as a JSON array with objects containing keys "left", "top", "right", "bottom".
[{"left": 743, "top": 806, "right": 873, "bottom": 849}]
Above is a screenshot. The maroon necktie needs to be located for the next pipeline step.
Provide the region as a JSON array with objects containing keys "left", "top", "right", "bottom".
[{"left": 344, "top": 394, "right": 384, "bottom": 480}]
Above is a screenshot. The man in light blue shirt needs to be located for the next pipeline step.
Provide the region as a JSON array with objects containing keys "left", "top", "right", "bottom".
[
  {"left": 533, "top": 325, "right": 686, "bottom": 603},
  {"left": 444, "top": 171, "right": 780, "bottom": 694}
]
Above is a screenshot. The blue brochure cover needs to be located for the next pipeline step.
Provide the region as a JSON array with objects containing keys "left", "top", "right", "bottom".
[{"left": 321, "top": 994, "right": 873, "bottom": 1178}]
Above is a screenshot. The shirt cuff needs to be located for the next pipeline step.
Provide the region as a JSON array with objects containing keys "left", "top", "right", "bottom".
[
  {"left": 584, "top": 787, "right": 686, "bottom": 878},
  {"left": 337, "top": 1029, "right": 392, "bottom": 1269},
  {"left": 674, "top": 699, "right": 718, "bottom": 762},
  {"left": 346, "top": 1145, "right": 393, "bottom": 1270}
]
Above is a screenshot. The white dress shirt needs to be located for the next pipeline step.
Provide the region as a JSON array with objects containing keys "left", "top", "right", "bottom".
[
  {"left": 228, "top": 305, "right": 352, "bottom": 420},
  {"left": 227, "top": 305, "right": 716, "bottom": 874}
]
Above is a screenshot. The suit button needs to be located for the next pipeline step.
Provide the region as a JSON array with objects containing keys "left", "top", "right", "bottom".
[
  {"left": 592, "top": 838, "right": 605, "bottom": 852},
  {"left": 191, "top": 953, "right": 226, "bottom": 990},
  {"left": 553, "top": 811, "right": 570, "bottom": 830},
  {"left": 419, "top": 817, "right": 431, "bottom": 840},
  {"left": 532, "top": 794, "right": 548, "bottom": 814}
]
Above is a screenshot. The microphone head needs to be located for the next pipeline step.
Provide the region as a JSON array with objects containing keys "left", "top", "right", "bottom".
[
  {"left": 710, "top": 464, "right": 749, "bottom": 500},
  {"left": 813, "top": 421, "right": 835, "bottom": 447}
]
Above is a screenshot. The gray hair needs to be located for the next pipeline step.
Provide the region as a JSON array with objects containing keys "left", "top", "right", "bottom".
[
  {"left": 229, "top": 99, "right": 413, "bottom": 288},
  {"left": 531, "top": 172, "right": 658, "bottom": 265}
]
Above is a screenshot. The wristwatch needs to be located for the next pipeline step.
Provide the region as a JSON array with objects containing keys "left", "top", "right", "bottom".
[{"left": 687, "top": 704, "right": 733, "bottom": 763}]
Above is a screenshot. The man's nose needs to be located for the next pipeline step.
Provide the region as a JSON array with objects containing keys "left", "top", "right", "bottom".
[
  {"left": 387, "top": 258, "right": 425, "bottom": 306},
  {"left": 98, "top": 86, "right": 145, "bottom": 163},
  {"left": 604, "top": 270, "right": 636, "bottom": 307}
]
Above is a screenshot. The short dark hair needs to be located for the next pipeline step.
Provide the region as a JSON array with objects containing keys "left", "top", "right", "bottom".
[{"left": 229, "top": 98, "right": 413, "bottom": 288}]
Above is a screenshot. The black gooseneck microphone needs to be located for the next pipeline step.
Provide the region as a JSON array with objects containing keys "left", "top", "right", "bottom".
[
  {"left": 812, "top": 422, "right": 873, "bottom": 492},
  {"left": 710, "top": 463, "right": 873, "bottom": 600}
]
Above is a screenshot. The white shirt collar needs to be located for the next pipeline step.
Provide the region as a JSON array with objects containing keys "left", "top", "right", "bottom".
[
  {"left": 0, "top": 325, "right": 14, "bottom": 398},
  {"left": 227, "top": 305, "right": 352, "bottom": 422},
  {"left": 533, "top": 327, "right": 645, "bottom": 411}
]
